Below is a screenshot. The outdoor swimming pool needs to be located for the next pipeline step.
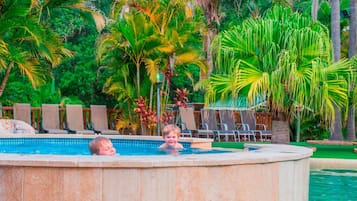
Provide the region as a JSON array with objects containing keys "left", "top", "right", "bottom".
[
  {"left": 2, "top": 136, "right": 354, "bottom": 201},
  {"left": 0, "top": 137, "right": 230, "bottom": 155},
  {"left": 0, "top": 134, "right": 312, "bottom": 201},
  {"left": 309, "top": 169, "right": 357, "bottom": 201}
]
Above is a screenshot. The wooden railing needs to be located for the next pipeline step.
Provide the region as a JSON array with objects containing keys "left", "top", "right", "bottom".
[
  {"left": 0, "top": 106, "right": 272, "bottom": 134},
  {"left": 0, "top": 106, "right": 121, "bottom": 131}
]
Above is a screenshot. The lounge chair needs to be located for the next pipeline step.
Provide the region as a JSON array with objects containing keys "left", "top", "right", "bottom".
[
  {"left": 41, "top": 104, "right": 68, "bottom": 134},
  {"left": 13, "top": 103, "right": 40, "bottom": 133},
  {"left": 218, "top": 109, "right": 255, "bottom": 142},
  {"left": 13, "top": 103, "right": 32, "bottom": 126},
  {"left": 90, "top": 105, "right": 120, "bottom": 135},
  {"left": 201, "top": 108, "right": 236, "bottom": 142},
  {"left": 240, "top": 110, "right": 272, "bottom": 141},
  {"left": 65, "top": 104, "right": 95, "bottom": 134},
  {"left": 178, "top": 107, "right": 214, "bottom": 138}
]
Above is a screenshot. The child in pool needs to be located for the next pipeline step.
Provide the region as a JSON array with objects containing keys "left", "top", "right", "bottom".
[
  {"left": 159, "top": 124, "right": 184, "bottom": 153},
  {"left": 89, "top": 136, "right": 116, "bottom": 156}
]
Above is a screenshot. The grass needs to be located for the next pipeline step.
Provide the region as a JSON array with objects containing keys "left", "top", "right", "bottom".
[{"left": 212, "top": 142, "right": 357, "bottom": 160}]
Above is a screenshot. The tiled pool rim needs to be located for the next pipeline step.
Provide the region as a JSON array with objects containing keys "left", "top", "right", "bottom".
[{"left": 0, "top": 134, "right": 312, "bottom": 201}]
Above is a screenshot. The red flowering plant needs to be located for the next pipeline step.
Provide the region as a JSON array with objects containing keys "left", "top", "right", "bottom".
[
  {"left": 161, "top": 111, "right": 174, "bottom": 126},
  {"left": 160, "top": 88, "right": 189, "bottom": 126},
  {"left": 133, "top": 96, "right": 157, "bottom": 130},
  {"left": 174, "top": 88, "right": 189, "bottom": 108},
  {"left": 164, "top": 68, "right": 174, "bottom": 87},
  {"left": 133, "top": 88, "right": 189, "bottom": 131}
]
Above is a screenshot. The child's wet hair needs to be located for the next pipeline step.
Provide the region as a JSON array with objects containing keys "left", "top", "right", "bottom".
[
  {"left": 162, "top": 124, "right": 181, "bottom": 137},
  {"left": 89, "top": 136, "right": 111, "bottom": 154}
]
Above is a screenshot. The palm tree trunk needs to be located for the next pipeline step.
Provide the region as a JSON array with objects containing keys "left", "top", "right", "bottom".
[
  {"left": 331, "top": 0, "right": 341, "bottom": 62},
  {"left": 329, "top": 0, "right": 344, "bottom": 141},
  {"left": 311, "top": 0, "right": 319, "bottom": 21},
  {"left": 296, "top": 109, "right": 301, "bottom": 142},
  {"left": 346, "top": 105, "right": 356, "bottom": 141},
  {"left": 195, "top": 0, "right": 220, "bottom": 79},
  {"left": 347, "top": 0, "right": 357, "bottom": 141},
  {"left": 201, "top": 31, "right": 214, "bottom": 79},
  {"left": 136, "top": 62, "right": 141, "bottom": 97},
  {"left": 329, "top": 104, "right": 343, "bottom": 140},
  {"left": 149, "top": 84, "right": 153, "bottom": 110},
  {"left": 0, "top": 63, "right": 13, "bottom": 97},
  {"left": 135, "top": 62, "right": 146, "bottom": 134},
  {"left": 349, "top": 0, "right": 357, "bottom": 57}
]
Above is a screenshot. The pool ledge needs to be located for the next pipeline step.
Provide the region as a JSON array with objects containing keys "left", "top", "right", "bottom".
[
  {"left": 0, "top": 143, "right": 312, "bottom": 168},
  {"left": 0, "top": 139, "right": 312, "bottom": 201},
  {"left": 310, "top": 158, "right": 357, "bottom": 170}
]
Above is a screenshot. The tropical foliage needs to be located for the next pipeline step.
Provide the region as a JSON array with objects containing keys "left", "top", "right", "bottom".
[
  {"left": 96, "top": 0, "right": 207, "bottom": 133},
  {"left": 201, "top": 6, "right": 353, "bottom": 131},
  {"left": 0, "top": 1, "right": 355, "bottom": 139},
  {"left": 0, "top": 0, "right": 72, "bottom": 98},
  {"left": 0, "top": 0, "right": 109, "bottom": 106}
]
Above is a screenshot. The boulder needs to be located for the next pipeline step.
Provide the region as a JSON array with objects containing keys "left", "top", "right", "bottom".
[{"left": 0, "top": 119, "right": 35, "bottom": 134}]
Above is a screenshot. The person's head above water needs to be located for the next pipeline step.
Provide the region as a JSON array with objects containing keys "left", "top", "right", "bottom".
[
  {"left": 159, "top": 124, "right": 183, "bottom": 150},
  {"left": 89, "top": 136, "right": 116, "bottom": 156}
]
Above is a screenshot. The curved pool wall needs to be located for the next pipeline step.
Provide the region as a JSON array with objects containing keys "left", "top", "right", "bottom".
[
  {"left": 310, "top": 158, "right": 357, "bottom": 170},
  {"left": 0, "top": 134, "right": 312, "bottom": 201}
]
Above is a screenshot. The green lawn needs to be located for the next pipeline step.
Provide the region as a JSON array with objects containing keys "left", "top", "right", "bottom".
[{"left": 212, "top": 142, "right": 357, "bottom": 159}]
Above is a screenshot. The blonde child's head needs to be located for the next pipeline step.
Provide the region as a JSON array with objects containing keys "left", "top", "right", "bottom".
[
  {"left": 162, "top": 124, "right": 181, "bottom": 138},
  {"left": 89, "top": 136, "right": 116, "bottom": 156},
  {"left": 159, "top": 124, "right": 183, "bottom": 151}
]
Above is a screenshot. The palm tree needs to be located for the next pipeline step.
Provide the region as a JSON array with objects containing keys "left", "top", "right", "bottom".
[
  {"left": 96, "top": 11, "right": 160, "bottom": 133},
  {"left": 194, "top": 0, "right": 220, "bottom": 77},
  {"left": 347, "top": 0, "right": 357, "bottom": 141},
  {"left": 97, "top": 11, "right": 160, "bottom": 98},
  {"left": 294, "top": 0, "right": 354, "bottom": 141},
  {"left": 329, "top": 0, "right": 344, "bottom": 141},
  {"left": 101, "top": 64, "right": 138, "bottom": 132},
  {"left": 0, "top": 0, "right": 71, "bottom": 97},
  {"left": 97, "top": 0, "right": 207, "bottom": 133},
  {"left": 133, "top": 0, "right": 207, "bottom": 106},
  {"left": 202, "top": 6, "right": 352, "bottom": 141}
]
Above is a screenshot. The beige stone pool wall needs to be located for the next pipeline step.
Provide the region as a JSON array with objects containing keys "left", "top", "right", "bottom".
[
  {"left": 310, "top": 158, "right": 357, "bottom": 170},
  {"left": 0, "top": 135, "right": 312, "bottom": 201}
]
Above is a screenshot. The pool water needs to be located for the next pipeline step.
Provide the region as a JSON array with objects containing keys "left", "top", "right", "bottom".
[
  {"left": 0, "top": 138, "right": 230, "bottom": 155},
  {"left": 309, "top": 169, "right": 357, "bottom": 201}
]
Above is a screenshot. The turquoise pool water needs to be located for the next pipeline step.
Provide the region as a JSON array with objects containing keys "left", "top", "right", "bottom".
[
  {"left": 309, "top": 169, "right": 357, "bottom": 201},
  {"left": 0, "top": 138, "right": 230, "bottom": 155}
]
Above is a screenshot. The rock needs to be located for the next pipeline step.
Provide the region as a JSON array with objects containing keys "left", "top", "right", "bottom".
[{"left": 0, "top": 119, "right": 35, "bottom": 134}]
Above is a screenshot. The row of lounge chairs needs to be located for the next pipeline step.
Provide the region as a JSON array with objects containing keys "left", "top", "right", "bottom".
[
  {"left": 9, "top": 104, "right": 270, "bottom": 141},
  {"left": 179, "top": 107, "right": 272, "bottom": 142},
  {"left": 12, "top": 103, "right": 119, "bottom": 135}
]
